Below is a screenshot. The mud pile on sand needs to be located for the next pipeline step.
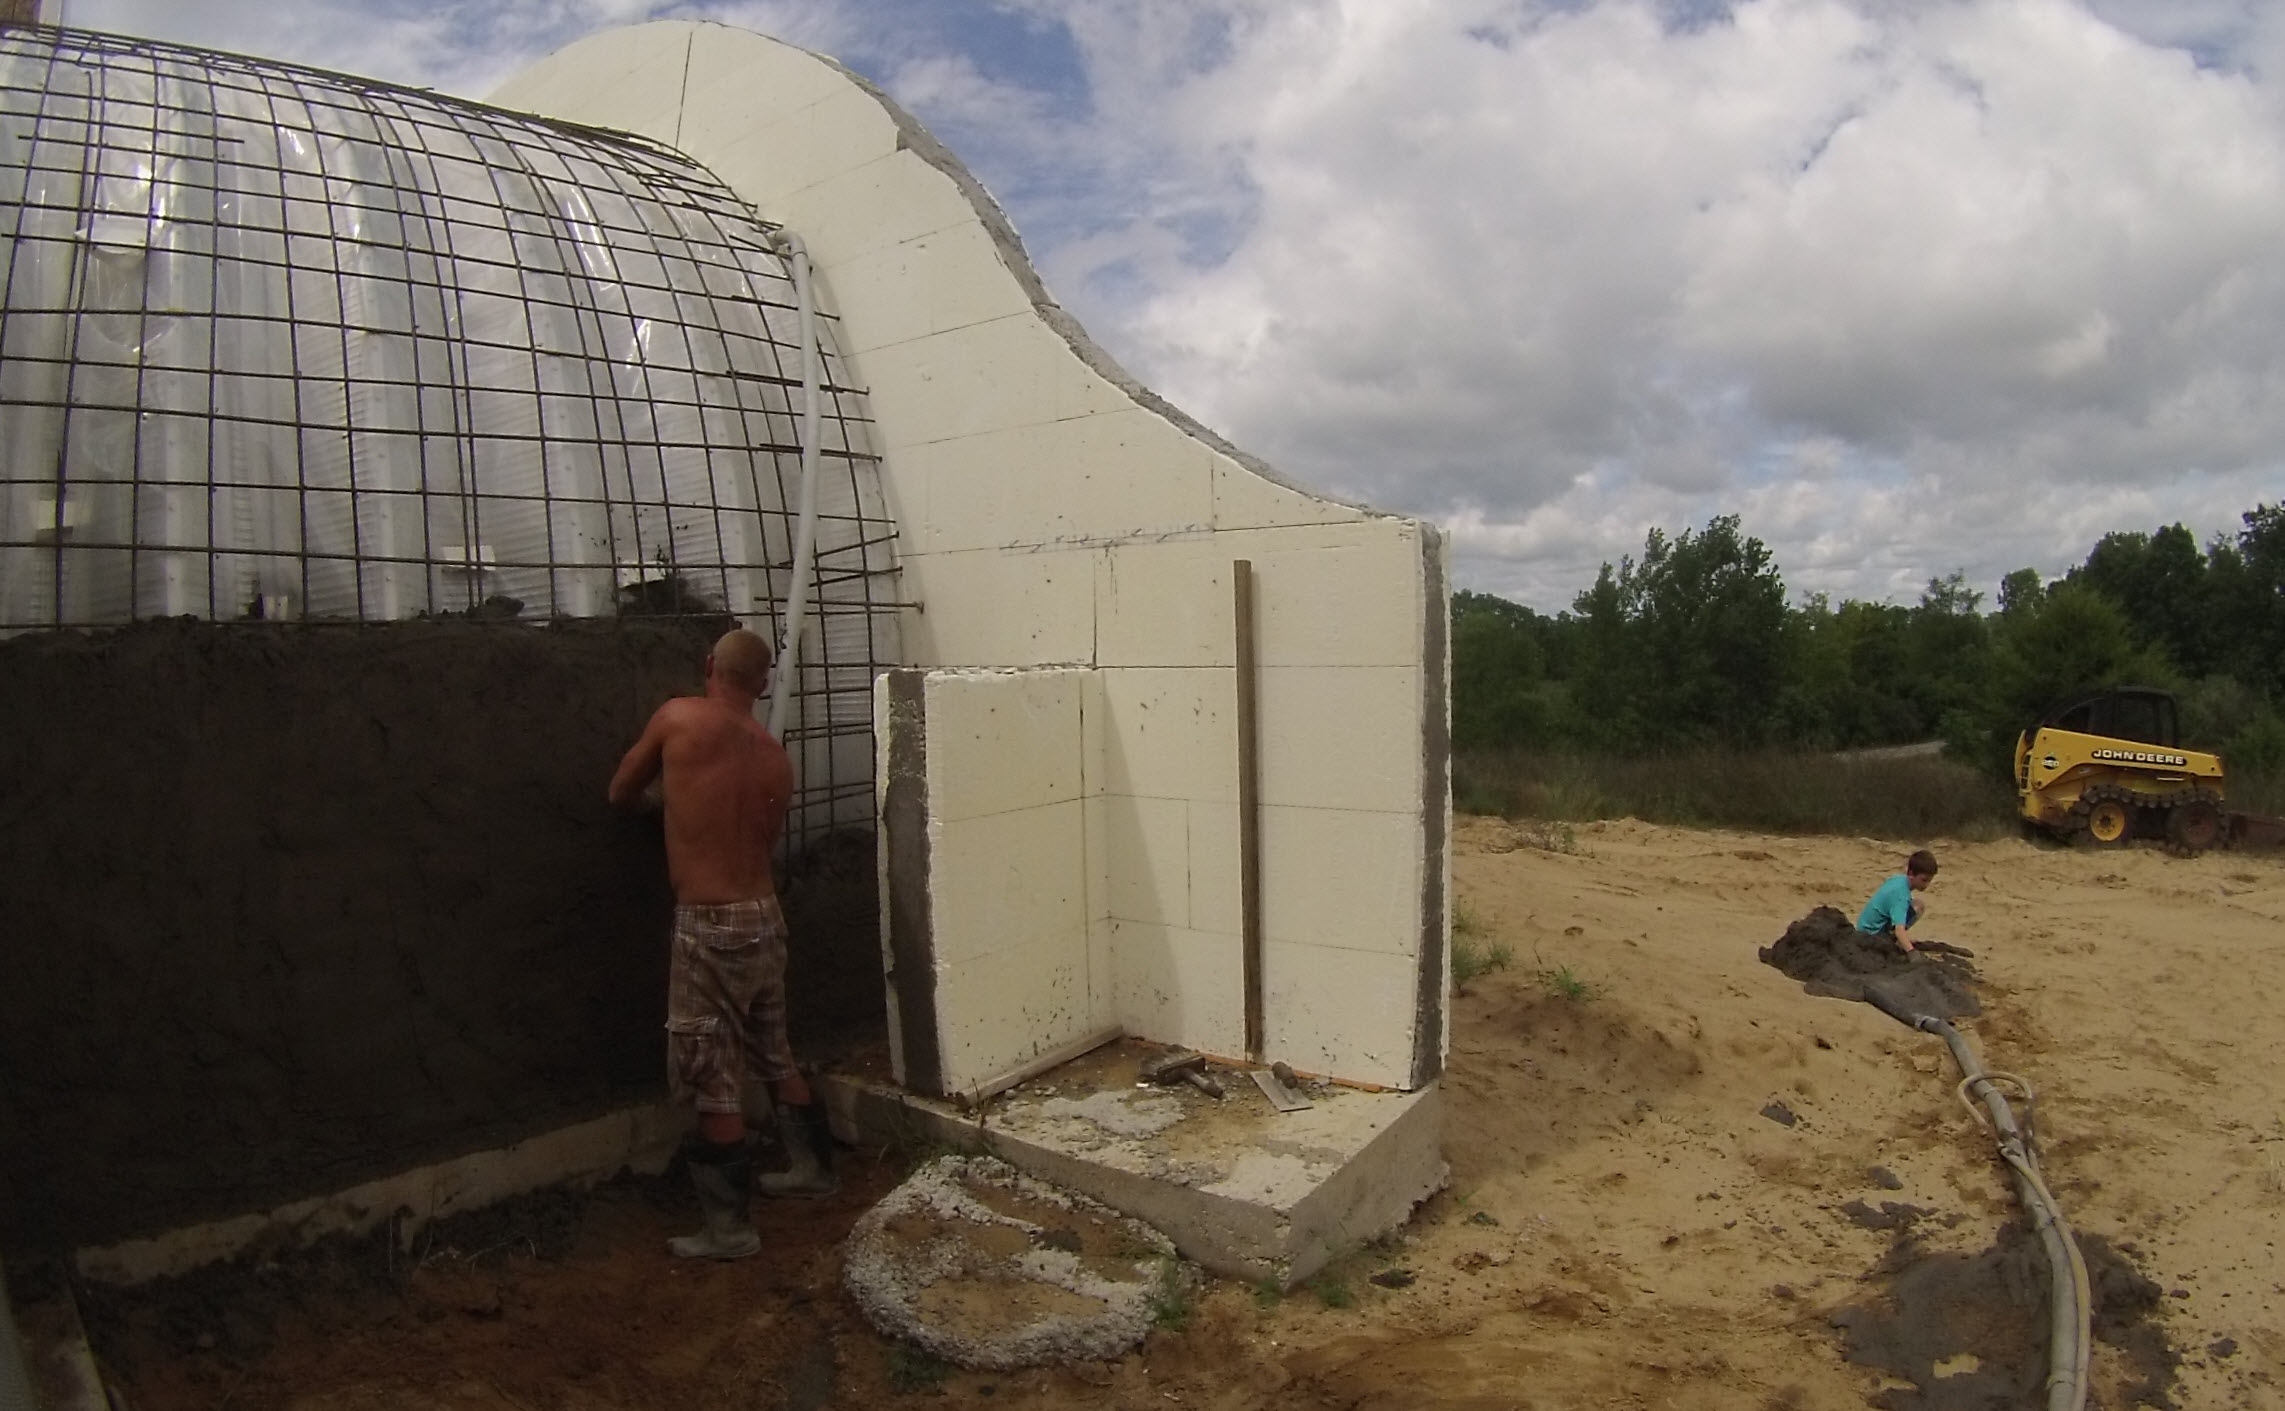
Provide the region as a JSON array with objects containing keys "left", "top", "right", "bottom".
[
  {"left": 844, "top": 1156, "right": 1191, "bottom": 1369},
  {"left": 1759, "top": 906, "right": 1982, "bottom": 1023},
  {"left": 1833, "top": 1216, "right": 2179, "bottom": 1410}
]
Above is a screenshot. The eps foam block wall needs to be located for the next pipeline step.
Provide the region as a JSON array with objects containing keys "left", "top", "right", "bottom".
[
  {"left": 499, "top": 24, "right": 1450, "bottom": 1089},
  {"left": 876, "top": 667, "right": 1110, "bottom": 1097}
]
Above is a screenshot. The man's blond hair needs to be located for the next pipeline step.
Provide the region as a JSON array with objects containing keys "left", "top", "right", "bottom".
[{"left": 711, "top": 628, "right": 773, "bottom": 694}]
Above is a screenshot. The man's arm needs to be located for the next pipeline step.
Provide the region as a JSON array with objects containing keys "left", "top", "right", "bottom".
[{"left": 608, "top": 706, "right": 673, "bottom": 811}]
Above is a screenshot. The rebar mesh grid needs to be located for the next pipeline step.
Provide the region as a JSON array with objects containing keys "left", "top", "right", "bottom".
[{"left": 0, "top": 26, "right": 902, "bottom": 844}]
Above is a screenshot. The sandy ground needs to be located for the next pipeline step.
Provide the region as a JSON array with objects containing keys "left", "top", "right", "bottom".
[{"left": 86, "top": 817, "right": 2285, "bottom": 1409}]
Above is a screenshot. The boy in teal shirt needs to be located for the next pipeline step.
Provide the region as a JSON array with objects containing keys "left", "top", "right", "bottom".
[{"left": 1857, "top": 850, "right": 1937, "bottom": 954}]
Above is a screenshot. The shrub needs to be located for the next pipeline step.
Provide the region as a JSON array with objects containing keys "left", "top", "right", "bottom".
[{"left": 1453, "top": 746, "right": 2013, "bottom": 840}]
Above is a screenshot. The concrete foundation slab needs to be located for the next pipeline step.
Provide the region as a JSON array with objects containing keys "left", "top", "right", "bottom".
[{"left": 820, "top": 1039, "right": 1445, "bottom": 1288}]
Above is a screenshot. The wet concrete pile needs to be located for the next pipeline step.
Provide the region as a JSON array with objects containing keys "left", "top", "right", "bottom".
[
  {"left": 1834, "top": 1211, "right": 2180, "bottom": 1410},
  {"left": 0, "top": 617, "right": 882, "bottom": 1257},
  {"left": 1759, "top": 906, "right": 1981, "bottom": 1024}
]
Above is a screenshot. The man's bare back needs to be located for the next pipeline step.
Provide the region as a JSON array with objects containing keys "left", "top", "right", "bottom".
[
  {"left": 608, "top": 636, "right": 792, "bottom": 904},
  {"left": 606, "top": 629, "right": 833, "bottom": 1241}
]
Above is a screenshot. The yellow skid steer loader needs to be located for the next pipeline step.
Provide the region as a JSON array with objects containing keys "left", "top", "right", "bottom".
[{"left": 2015, "top": 687, "right": 2283, "bottom": 855}]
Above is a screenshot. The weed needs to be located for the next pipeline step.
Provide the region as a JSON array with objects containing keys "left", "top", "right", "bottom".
[
  {"left": 885, "top": 1343, "right": 951, "bottom": 1393},
  {"left": 1539, "top": 964, "right": 1596, "bottom": 1003},
  {"left": 1451, "top": 936, "right": 1513, "bottom": 992},
  {"left": 1309, "top": 1273, "right": 1353, "bottom": 1309},
  {"left": 1453, "top": 902, "right": 1481, "bottom": 937},
  {"left": 1147, "top": 1258, "right": 1193, "bottom": 1332},
  {"left": 1252, "top": 1278, "right": 1284, "bottom": 1312},
  {"left": 1512, "top": 818, "right": 1584, "bottom": 855}
]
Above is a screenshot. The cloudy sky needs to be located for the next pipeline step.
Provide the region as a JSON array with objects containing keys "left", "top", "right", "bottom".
[{"left": 62, "top": 0, "right": 2285, "bottom": 610}]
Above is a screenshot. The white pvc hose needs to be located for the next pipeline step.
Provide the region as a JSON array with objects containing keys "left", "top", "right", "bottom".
[{"left": 765, "top": 230, "right": 823, "bottom": 741}]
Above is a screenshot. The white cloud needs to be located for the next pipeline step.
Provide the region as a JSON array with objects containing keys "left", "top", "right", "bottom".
[
  {"left": 1006, "top": 0, "right": 2285, "bottom": 606},
  {"left": 51, "top": 0, "right": 2285, "bottom": 609}
]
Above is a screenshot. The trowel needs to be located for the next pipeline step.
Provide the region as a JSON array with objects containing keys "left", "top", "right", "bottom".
[{"left": 1248, "top": 1061, "right": 1312, "bottom": 1113}]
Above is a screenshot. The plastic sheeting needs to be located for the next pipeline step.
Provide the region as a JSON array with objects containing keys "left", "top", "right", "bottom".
[{"left": 0, "top": 27, "right": 900, "bottom": 835}]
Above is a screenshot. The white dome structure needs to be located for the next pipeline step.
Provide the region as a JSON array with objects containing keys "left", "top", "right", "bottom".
[
  {"left": 0, "top": 16, "right": 1452, "bottom": 1288},
  {"left": 0, "top": 25, "right": 899, "bottom": 831}
]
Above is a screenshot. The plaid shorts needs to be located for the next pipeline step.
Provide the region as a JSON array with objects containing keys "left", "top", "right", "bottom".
[{"left": 665, "top": 897, "right": 796, "bottom": 1114}]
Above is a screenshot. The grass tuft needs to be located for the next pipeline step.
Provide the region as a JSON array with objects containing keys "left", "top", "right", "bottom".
[
  {"left": 1538, "top": 964, "right": 1596, "bottom": 1003},
  {"left": 1147, "top": 1258, "right": 1193, "bottom": 1331},
  {"left": 1451, "top": 937, "right": 1513, "bottom": 992},
  {"left": 1309, "top": 1272, "right": 1353, "bottom": 1309}
]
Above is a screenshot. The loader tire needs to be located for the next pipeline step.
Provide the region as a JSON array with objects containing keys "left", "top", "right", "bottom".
[
  {"left": 2165, "top": 792, "right": 2224, "bottom": 857},
  {"left": 2072, "top": 785, "right": 2136, "bottom": 848}
]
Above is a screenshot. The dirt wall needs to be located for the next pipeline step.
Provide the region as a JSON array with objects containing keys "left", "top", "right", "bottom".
[{"left": 0, "top": 618, "right": 882, "bottom": 1257}]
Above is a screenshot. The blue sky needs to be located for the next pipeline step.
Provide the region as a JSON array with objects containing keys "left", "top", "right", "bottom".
[{"left": 60, "top": 0, "right": 2285, "bottom": 610}]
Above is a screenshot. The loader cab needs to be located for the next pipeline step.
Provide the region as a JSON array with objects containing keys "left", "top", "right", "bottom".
[{"left": 2036, "top": 687, "right": 2180, "bottom": 749}]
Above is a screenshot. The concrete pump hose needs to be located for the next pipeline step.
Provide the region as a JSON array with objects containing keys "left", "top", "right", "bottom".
[{"left": 1917, "top": 1017, "right": 2091, "bottom": 1411}]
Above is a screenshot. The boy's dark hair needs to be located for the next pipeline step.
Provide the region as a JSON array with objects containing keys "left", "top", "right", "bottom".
[{"left": 1907, "top": 849, "right": 1939, "bottom": 878}]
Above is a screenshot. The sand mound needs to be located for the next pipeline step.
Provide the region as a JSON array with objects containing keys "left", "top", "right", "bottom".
[
  {"left": 843, "top": 1155, "right": 1191, "bottom": 1370},
  {"left": 1759, "top": 905, "right": 1982, "bottom": 1023}
]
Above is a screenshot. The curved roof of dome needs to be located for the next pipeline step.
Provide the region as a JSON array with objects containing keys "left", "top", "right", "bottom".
[{"left": 0, "top": 24, "right": 896, "bottom": 643}]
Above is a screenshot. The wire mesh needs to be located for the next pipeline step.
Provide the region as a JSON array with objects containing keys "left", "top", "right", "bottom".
[{"left": 0, "top": 25, "right": 902, "bottom": 845}]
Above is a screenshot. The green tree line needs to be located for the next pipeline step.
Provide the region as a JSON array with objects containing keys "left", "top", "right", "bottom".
[{"left": 1453, "top": 505, "right": 2285, "bottom": 777}]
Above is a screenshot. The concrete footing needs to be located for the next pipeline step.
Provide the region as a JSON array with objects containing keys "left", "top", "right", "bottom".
[
  {"left": 820, "top": 1040, "right": 1446, "bottom": 1288},
  {"left": 73, "top": 1103, "right": 685, "bottom": 1287},
  {"left": 47, "top": 1041, "right": 1440, "bottom": 1304}
]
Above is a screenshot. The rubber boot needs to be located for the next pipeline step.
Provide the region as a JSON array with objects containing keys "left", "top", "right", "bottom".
[
  {"left": 755, "top": 1100, "right": 838, "bottom": 1198},
  {"left": 668, "top": 1140, "right": 762, "bottom": 1259}
]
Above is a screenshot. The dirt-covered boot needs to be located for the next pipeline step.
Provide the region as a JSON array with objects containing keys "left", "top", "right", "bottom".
[
  {"left": 668, "top": 1140, "right": 761, "bottom": 1259},
  {"left": 755, "top": 1101, "right": 838, "bottom": 1198}
]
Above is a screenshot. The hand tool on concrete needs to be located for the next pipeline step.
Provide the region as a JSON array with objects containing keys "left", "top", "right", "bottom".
[
  {"left": 1248, "top": 1061, "right": 1312, "bottom": 1112},
  {"left": 1140, "top": 1048, "right": 1224, "bottom": 1098}
]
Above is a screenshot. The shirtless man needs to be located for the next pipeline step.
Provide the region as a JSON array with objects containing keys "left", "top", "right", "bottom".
[{"left": 609, "top": 628, "right": 835, "bottom": 1261}]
